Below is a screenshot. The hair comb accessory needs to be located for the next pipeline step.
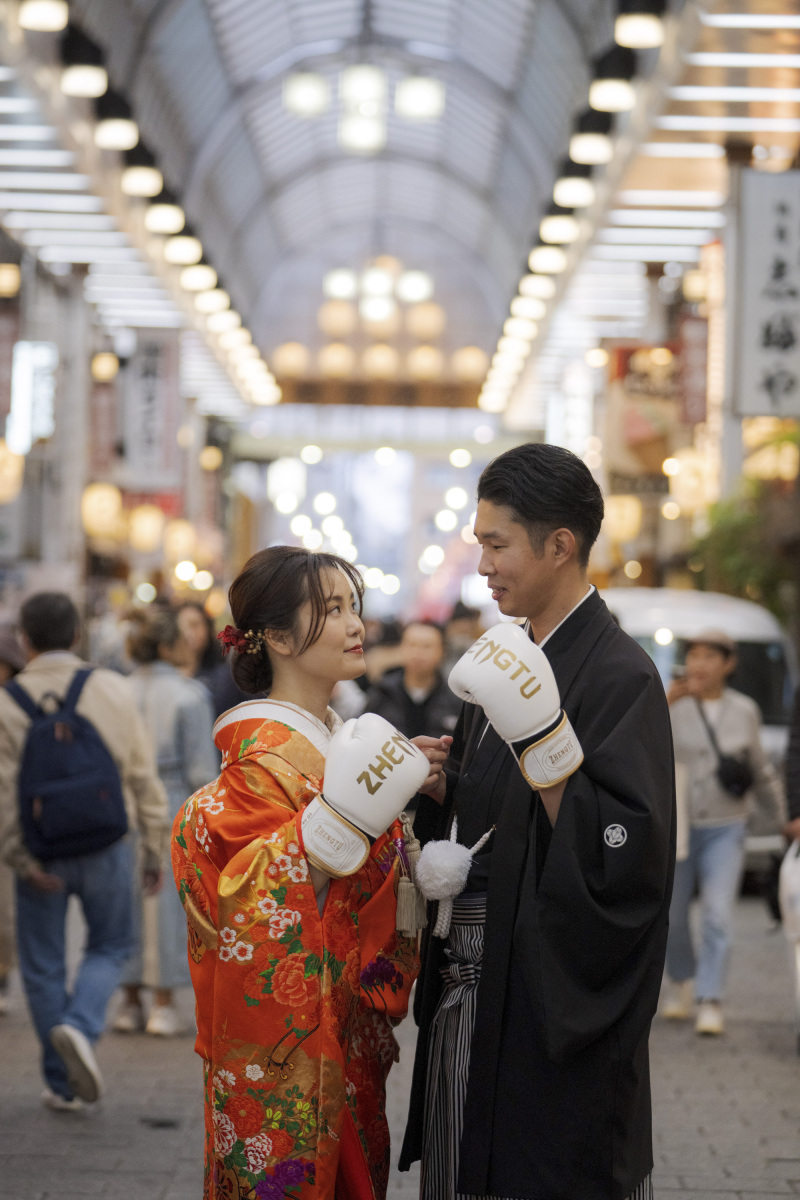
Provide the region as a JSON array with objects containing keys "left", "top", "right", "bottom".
[{"left": 217, "top": 625, "right": 248, "bottom": 656}]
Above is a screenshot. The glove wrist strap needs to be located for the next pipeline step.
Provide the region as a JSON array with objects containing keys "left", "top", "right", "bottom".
[
  {"left": 301, "top": 795, "right": 370, "bottom": 878},
  {"left": 512, "top": 711, "right": 584, "bottom": 789}
]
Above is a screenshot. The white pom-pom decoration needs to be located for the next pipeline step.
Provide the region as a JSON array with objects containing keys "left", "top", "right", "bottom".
[
  {"left": 415, "top": 817, "right": 495, "bottom": 938},
  {"left": 415, "top": 840, "right": 473, "bottom": 901}
]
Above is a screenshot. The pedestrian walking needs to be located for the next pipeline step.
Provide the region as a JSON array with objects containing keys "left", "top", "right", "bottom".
[
  {"left": 171, "top": 547, "right": 438, "bottom": 1200},
  {"left": 663, "top": 630, "right": 785, "bottom": 1035},
  {"left": 400, "top": 443, "right": 675, "bottom": 1200},
  {"left": 363, "top": 620, "right": 461, "bottom": 740},
  {"left": 0, "top": 628, "right": 25, "bottom": 1015},
  {"left": 0, "top": 592, "right": 169, "bottom": 1111},
  {"left": 114, "top": 608, "right": 218, "bottom": 1037}
]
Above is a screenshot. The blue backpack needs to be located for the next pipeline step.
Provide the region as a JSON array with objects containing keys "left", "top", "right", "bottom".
[{"left": 5, "top": 668, "right": 128, "bottom": 861}]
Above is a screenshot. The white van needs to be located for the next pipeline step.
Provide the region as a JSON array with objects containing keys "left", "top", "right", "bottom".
[{"left": 602, "top": 587, "right": 797, "bottom": 854}]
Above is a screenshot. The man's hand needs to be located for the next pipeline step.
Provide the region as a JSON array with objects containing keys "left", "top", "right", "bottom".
[
  {"left": 784, "top": 817, "right": 800, "bottom": 843},
  {"left": 412, "top": 735, "right": 453, "bottom": 806},
  {"left": 666, "top": 676, "right": 695, "bottom": 706},
  {"left": 27, "top": 868, "right": 64, "bottom": 893}
]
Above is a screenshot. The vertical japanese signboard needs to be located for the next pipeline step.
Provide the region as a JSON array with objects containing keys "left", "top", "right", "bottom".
[
  {"left": 121, "top": 332, "right": 181, "bottom": 491},
  {"left": 735, "top": 169, "right": 800, "bottom": 416}
]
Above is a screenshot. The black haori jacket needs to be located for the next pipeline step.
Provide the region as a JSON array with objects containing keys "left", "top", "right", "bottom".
[{"left": 399, "top": 590, "right": 676, "bottom": 1200}]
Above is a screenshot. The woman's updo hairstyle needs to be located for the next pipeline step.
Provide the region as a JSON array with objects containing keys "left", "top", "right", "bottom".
[
  {"left": 227, "top": 546, "right": 364, "bottom": 695},
  {"left": 127, "top": 608, "right": 182, "bottom": 664}
]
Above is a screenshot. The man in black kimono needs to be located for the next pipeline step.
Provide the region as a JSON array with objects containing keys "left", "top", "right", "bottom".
[{"left": 400, "top": 443, "right": 675, "bottom": 1200}]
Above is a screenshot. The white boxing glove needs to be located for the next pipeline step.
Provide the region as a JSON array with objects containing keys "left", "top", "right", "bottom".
[
  {"left": 449, "top": 622, "right": 583, "bottom": 789},
  {"left": 301, "top": 713, "right": 429, "bottom": 878}
]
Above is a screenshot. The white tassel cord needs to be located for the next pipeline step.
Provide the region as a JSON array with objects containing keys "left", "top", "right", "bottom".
[{"left": 414, "top": 817, "right": 495, "bottom": 939}]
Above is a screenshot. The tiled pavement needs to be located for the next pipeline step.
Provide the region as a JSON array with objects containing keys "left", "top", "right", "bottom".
[{"left": 1, "top": 897, "right": 799, "bottom": 1199}]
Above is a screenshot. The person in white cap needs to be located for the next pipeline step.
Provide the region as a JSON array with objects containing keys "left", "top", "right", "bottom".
[{"left": 663, "top": 630, "right": 785, "bottom": 1035}]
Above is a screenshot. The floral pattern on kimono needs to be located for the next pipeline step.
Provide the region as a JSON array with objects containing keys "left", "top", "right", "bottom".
[{"left": 172, "top": 702, "right": 419, "bottom": 1200}]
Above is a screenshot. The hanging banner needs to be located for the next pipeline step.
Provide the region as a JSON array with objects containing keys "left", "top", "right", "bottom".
[
  {"left": 678, "top": 316, "right": 708, "bottom": 426},
  {"left": 120, "top": 332, "right": 181, "bottom": 491},
  {"left": 734, "top": 169, "right": 800, "bottom": 416}
]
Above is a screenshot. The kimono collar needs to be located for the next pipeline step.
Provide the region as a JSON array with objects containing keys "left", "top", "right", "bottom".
[
  {"left": 540, "top": 588, "right": 615, "bottom": 703},
  {"left": 213, "top": 698, "right": 342, "bottom": 760}
]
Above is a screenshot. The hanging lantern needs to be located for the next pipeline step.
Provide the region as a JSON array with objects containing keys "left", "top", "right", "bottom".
[
  {"left": 81, "top": 482, "right": 123, "bottom": 538},
  {"left": 128, "top": 504, "right": 165, "bottom": 553},
  {"left": 163, "top": 518, "right": 197, "bottom": 562},
  {"left": 604, "top": 495, "right": 642, "bottom": 543},
  {"left": 0, "top": 439, "right": 24, "bottom": 504}
]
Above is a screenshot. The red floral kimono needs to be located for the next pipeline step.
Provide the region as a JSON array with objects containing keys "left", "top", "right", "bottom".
[{"left": 172, "top": 700, "right": 419, "bottom": 1200}]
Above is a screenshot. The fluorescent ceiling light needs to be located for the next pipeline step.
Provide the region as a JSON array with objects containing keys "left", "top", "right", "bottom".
[
  {"left": 589, "top": 78, "right": 636, "bottom": 113},
  {"left": 617, "top": 189, "right": 724, "bottom": 207},
  {"left": 323, "top": 268, "right": 357, "bottom": 299},
  {"left": 591, "top": 243, "right": 701, "bottom": 262},
  {"left": 88, "top": 261, "right": 149, "bottom": 275},
  {"left": 615, "top": 13, "right": 664, "bottom": 48},
  {"left": 121, "top": 166, "right": 163, "bottom": 197},
  {"left": 22, "top": 229, "right": 128, "bottom": 247},
  {"left": 657, "top": 115, "right": 800, "bottom": 133},
  {"left": 0, "top": 172, "right": 90, "bottom": 190},
  {"left": 598, "top": 227, "right": 712, "bottom": 244},
  {"left": 540, "top": 214, "right": 580, "bottom": 244},
  {"left": 395, "top": 76, "right": 445, "bottom": 120},
  {"left": 85, "top": 283, "right": 170, "bottom": 297},
  {"left": 608, "top": 209, "right": 725, "bottom": 227},
  {"left": 61, "top": 65, "right": 108, "bottom": 98},
  {"left": 0, "top": 192, "right": 104, "bottom": 211},
  {"left": 670, "top": 85, "right": 800, "bottom": 103},
  {"left": 338, "top": 114, "right": 386, "bottom": 153},
  {"left": 640, "top": 143, "right": 725, "bottom": 158},
  {"left": 18, "top": 0, "right": 68, "bottom": 31},
  {"left": 283, "top": 72, "right": 330, "bottom": 116},
  {"left": 685, "top": 52, "right": 800, "bottom": 68},
  {"left": 569, "top": 132, "right": 613, "bottom": 165},
  {"left": 553, "top": 177, "right": 595, "bottom": 208},
  {"left": 0, "top": 126, "right": 57, "bottom": 141},
  {"left": 528, "top": 245, "right": 568, "bottom": 273},
  {"left": 36, "top": 246, "right": 140, "bottom": 263},
  {"left": 94, "top": 119, "right": 139, "bottom": 151},
  {"left": 700, "top": 13, "right": 800, "bottom": 28},
  {"left": 0, "top": 149, "right": 73, "bottom": 166},
  {"left": 144, "top": 203, "right": 185, "bottom": 234},
  {"left": 0, "top": 98, "right": 35, "bottom": 113},
  {"left": 99, "top": 312, "right": 183, "bottom": 327},
  {"left": 4, "top": 212, "right": 115, "bottom": 230},
  {"left": 340, "top": 65, "right": 386, "bottom": 106},
  {"left": 396, "top": 270, "right": 433, "bottom": 302}
]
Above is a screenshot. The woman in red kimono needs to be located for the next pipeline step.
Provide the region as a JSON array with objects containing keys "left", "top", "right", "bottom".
[{"left": 172, "top": 547, "right": 444, "bottom": 1200}]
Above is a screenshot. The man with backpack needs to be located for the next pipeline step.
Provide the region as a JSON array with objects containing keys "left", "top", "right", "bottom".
[{"left": 0, "top": 592, "right": 169, "bottom": 1111}]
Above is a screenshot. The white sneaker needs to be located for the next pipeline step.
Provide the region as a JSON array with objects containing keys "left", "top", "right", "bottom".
[
  {"left": 695, "top": 1000, "right": 725, "bottom": 1036},
  {"left": 113, "top": 1002, "right": 145, "bottom": 1033},
  {"left": 661, "top": 979, "right": 694, "bottom": 1021},
  {"left": 145, "top": 1004, "right": 183, "bottom": 1037},
  {"left": 41, "top": 1087, "right": 84, "bottom": 1113},
  {"left": 50, "top": 1024, "right": 104, "bottom": 1102}
]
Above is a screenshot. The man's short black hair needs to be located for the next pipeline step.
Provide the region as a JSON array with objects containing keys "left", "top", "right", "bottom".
[
  {"left": 20, "top": 592, "right": 79, "bottom": 652},
  {"left": 477, "top": 443, "right": 604, "bottom": 568}
]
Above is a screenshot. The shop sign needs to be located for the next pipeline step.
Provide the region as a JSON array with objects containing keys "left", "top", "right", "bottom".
[
  {"left": 121, "top": 333, "right": 181, "bottom": 490},
  {"left": 735, "top": 169, "right": 800, "bottom": 416},
  {"left": 608, "top": 471, "right": 669, "bottom": 496},
  {"left": 5, "top": 340, "right": 58, "bottom": 456},
  {"left": 679, "top": 316, "right": 708, "bottom": 425}
]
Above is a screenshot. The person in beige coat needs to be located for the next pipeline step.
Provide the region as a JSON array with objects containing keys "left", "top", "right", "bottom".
[{"left": 0, "top": 592, "right": 169, "bottom": 1111}]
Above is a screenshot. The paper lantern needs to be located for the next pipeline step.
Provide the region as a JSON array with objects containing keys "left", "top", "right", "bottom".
[
  {"left": 129, "top": 505, "right": 165, "bottom": 553},
  {"left": 81, "top": 482, "right": 122, "bottom": 538}
]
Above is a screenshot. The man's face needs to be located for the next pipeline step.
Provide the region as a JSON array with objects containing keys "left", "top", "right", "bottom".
[
  {"left": 474, "top": 499, "right": 556, "bottom": 620},
  {"left": 402, "top": 624, "right": 444, "bottom": 676}
]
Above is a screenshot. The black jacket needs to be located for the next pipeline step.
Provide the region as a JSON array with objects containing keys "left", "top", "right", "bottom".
[
  {"left": 400, "top": 591, "right": 676, "bottom": 1200},
  {"left": 362, "top": 667, "right": 460, "bottom": 741}
]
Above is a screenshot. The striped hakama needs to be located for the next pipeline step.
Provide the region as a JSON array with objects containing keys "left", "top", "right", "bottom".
[{"left": 421, "top": 893, "right": 654, "bottom": 1200}]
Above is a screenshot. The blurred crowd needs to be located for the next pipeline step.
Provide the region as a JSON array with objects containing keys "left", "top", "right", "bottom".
[{"left": 0, "top": 590, "right": 486, "bottom": 1098}]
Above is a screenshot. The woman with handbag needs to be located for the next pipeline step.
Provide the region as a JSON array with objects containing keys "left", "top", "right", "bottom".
[{"left": 662, "top": 629, "right": 785, "bottom": 1035}]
